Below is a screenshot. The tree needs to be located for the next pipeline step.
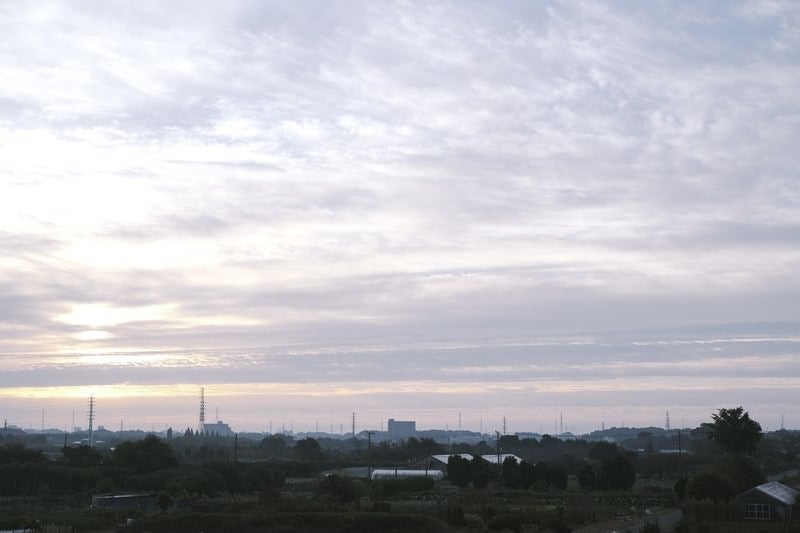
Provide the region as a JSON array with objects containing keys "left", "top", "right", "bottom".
[
  {"left": 708, "top": 407, "right": 762, "bottom": 455},
  {"left": 502, "top": 456, "right": 520, "bottom": 489},
  {"left": 598, "top": 455, "right": 636, "bottom": 490},
  {"left": 471, "top": 456, "right": 493, "bottom": 489},
  {"left": 577, "top": 463, "right": 596, "bottom": 490},
  {"left": 260, "top": 434, "right": 290, "bottom": 458},
  {"left": 294, "top": 437, "right": 324, "bottom": 461},
  {"left": 0, "top": 443, "right": 45, "bottom": 464},
  {"left": 674, "top": 477, "right": 688, "bottom": 501},
  {"left": 404, "top": 437, "right": 443, "bottom": 459},
  {"left": 63, "top": 445, "right": 103, "bottom": 466},
  {"left": 547, "top": 464, "right": 568, "bottom": 490},
  {"left": 518, "top": 460, "right": 537, "bottom": 489},
  {"left": 588, "top": 441, "right": 620, "bottom": 462},
  {"left": 447, "top": 455, "right": 472, "bottom": 488},
  {"left": 713, "top": 456, "right": 765, "bottom": 493},
  {"left": 317, "top": 474, "right": 358, "bottom": 508},
  {"left": 113, "top": 434, "right": 177, "bottom": 473},
  {"left": 687, "top": 471, "right": 734, "bottom": 503}
]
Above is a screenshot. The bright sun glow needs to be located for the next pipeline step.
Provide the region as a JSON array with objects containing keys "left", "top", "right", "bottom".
[
  {"left": 58, "top": 303, "right": 176, "bottom": 327},
  {"left": 72, "top": 330, "right": 114, "bottom": 341}
]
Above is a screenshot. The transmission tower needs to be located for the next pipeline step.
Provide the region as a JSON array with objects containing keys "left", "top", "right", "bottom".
[
  {"left": 198, "top": 387, "right": 206, "bottom": 434},
  {"left": 665, "top": 410, "right": 671, "bottom": 430},
  {"left": 87, "top": 395, "right": 95, "bottom": 447}
]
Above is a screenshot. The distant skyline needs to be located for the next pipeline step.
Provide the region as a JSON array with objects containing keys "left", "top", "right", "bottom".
[{"left": 1, "top": 1, "right": 799, "bottom": 433}]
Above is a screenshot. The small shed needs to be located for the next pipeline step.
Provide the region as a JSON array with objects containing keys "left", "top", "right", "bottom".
[{"left": 736, "top": 481, "right": 798, "bottom": 522}]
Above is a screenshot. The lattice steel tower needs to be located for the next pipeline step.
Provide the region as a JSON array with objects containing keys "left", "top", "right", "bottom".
[
  {"left": 198, "top": 387, "right": 206, "bottom": 434},
  {"left": 87, "top": 395, "right": 95, "bottom": 447}
]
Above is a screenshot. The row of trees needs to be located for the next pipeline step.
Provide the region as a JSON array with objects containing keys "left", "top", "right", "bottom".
[
  {"left": 0, "top": 435, "right": 287, "bottom": 498},
  {"left": 501, "top": 457, "right": 568, "bottom": 490}
]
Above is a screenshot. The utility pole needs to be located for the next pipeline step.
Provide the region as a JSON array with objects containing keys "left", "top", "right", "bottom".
[
  {"left": 367, "top": 431, "right": 375, "bottom": 484},
  {"left": 496, "top": 430, "right": 502, "bottom": 482}
]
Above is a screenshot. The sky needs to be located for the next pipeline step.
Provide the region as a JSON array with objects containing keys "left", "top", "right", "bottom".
[{"left": 1, "top": 0, "right": 799, "bottom": 435}]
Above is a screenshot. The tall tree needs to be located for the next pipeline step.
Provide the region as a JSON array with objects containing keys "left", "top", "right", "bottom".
[
  {"left": 294, "top": 437, "right": 324, "bottom": 461},
  {"left": 471, "top": 456, "right": 493, "bottom": 489},
  {"left": 447, "top": 455, "right": 472, "bottom": 488},
  {"left": 598, "top": 455, "right": 636, "bottom": 490},
  {"left": 708, "top": 407, "right": 762, "bottom": 455}
]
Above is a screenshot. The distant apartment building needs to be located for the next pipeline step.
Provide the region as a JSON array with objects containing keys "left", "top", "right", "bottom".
[{"left": 388, "top": 418, "right": 416, "bottom": 439}]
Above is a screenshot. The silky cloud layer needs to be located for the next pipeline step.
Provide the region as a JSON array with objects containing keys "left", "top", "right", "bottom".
[{"left": 1, "top": 0, "right": 799, "bottom": 431}]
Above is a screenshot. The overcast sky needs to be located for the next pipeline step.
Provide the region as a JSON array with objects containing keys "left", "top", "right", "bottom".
[{"left": 1, "top": 0, "right": 799, "bottom": 433}]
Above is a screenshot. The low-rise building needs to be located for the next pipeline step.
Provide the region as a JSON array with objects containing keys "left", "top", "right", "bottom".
[
  {"left": 202, "top": 420, "right": 234, "bottom": 437},
  {"left": 737, "top": 481, "right": 798, "bottom": 522},
  {"left": 91, "top": 493, "right": 158, "bottom": 511}
]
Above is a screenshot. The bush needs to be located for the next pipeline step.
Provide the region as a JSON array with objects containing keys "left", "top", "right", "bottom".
[
  {"left": 318, "top": 474, "right": 358, "bottom": 507},
  {"left": 372, "top": 476, "right": 434, "bottom": 498},
  {"left": 370, "top": 501, "right": 391, "bottom": 512},
  {"left": 542, "top": 516, "right": 571, "bottom": 533},
  {"left": 487, "top": 513, "right": 522, "bottom": 532},
  {"left": 128, "top": 511, "right": 447, "bottom": 533},
  {"left": 445, "top": 505, "right": 466, "bottom": 527},
  {"left": 687, "top": 472, "right": 734, "bottom": 502},
  {"left": 672, "top": 518, "right": 689, "bottom": 533}
]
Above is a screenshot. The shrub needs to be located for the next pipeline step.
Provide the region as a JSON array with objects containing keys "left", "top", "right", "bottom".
[{"left": 487, "top": 513, "right": 522, "bottom": 532}]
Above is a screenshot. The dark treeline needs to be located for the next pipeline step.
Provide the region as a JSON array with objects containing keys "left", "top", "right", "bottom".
[{"left": 2, "top": 408, "right": 800, "bottom": 532}]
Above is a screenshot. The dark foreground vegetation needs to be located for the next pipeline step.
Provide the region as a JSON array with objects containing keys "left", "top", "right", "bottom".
[{"left": 1, "top": 407, "right": 799, "bottom": 532}]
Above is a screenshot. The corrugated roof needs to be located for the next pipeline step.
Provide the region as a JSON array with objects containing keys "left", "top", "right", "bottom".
[
  {"left": 431, "top": 453, "right": 473, "bottom": 463},
  {"left": 754, "top": 481, "right": 798, "bottom": 506},
  {"left": 481, "top": 453, "right": 522, "bottom": 464}
]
